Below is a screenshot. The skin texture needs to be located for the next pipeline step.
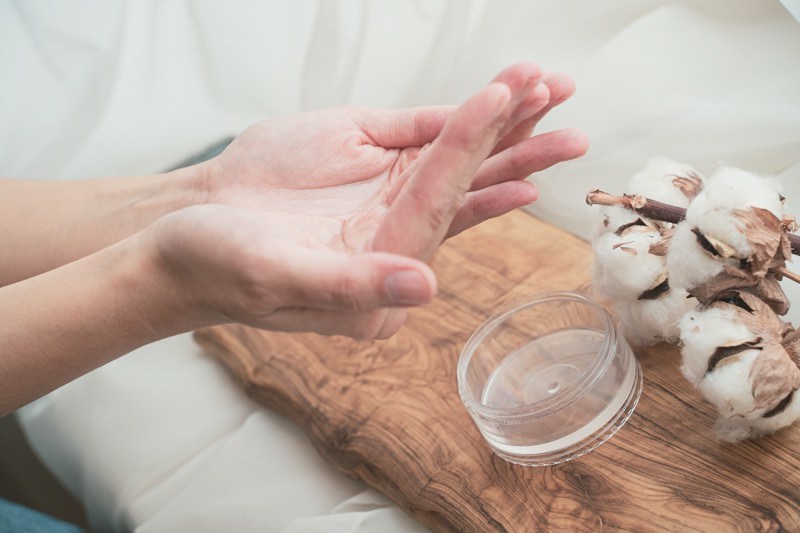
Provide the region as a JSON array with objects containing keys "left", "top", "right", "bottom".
[{"left": 0, "top": 63, "right": 588, "bottom": 415}]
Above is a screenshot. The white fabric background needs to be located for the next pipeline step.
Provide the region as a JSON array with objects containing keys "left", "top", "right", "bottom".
[{"left": 2, "top": 1, "right": 799, "bottom": 531}]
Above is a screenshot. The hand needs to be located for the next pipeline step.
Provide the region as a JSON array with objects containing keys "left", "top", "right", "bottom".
[
  {"left": 169, "top": 63, "right": 587, "bottom": 338},
  {"left": 151, "top": 204, "right": 437, "bottom": 338},
  {"left": 203, "top": 62, "right": 586, "bottom": 259}
]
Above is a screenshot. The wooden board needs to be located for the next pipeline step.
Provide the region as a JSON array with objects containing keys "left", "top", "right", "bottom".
[{"left": 194, "top": 209, "right": 800, "bottom": 531}]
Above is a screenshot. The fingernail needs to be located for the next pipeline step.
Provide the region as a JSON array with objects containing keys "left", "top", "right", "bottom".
[
  {"left": 486, "top": 82, "right": 512, "bottom": 112},
  {"left": 385, "top": 271, "right": 431, "bottom": 306}
]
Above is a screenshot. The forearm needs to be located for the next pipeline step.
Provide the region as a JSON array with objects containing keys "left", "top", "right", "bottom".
[
  {"left": 0, "top": 232, "right": 212, "bottom": 416},
  {"left": 0, "top": 163, "right": 208, "bottom": 286}
]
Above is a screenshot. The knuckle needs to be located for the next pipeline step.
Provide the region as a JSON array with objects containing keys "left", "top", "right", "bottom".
[
  {"left": 412, "top": 109, "right": 425, "bottom": 143},
  {"left": 331, "top": 272, "right": 371, "bottom": 311},
  {"left": 464, "top": 192, "right": 480, "bottom": 223},
  {"left": 405, "top": 183, "right": 458, "bottom": 235}
]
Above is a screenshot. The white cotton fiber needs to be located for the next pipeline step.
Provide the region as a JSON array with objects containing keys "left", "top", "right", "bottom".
[
  {"left": 689, "top": 208, "right": 752, "bottom": 259},
  {"left": 679, "top": 301, "right": 800, "bottom": 442},
  {"left": 627, "top": 156, "right": 702, "bottom": 208},
  {"left": 746, "top": 391, "right": 800, "bottom": 438},
  {"left": 678, "top": 306, "right": 756, "bottom": 384},
  {"left": 699, "top": 349, "right": 761, "bottom": 418},
  {"left": 713, "top": 382, "right": 800, "bottom": 442},
  {"left": 592, "top": 226, "right": 667, "bottom": 301},
  {"left": 591, "top": 157, "right": 704, "bottom": 345},
  {"left": 714, "top": 417, "right": 757, "bottom": 443},
  {"left": 688, "top": 166, "right": 784, "bottom": 221},
  {"left": 668, "top": 166, "right": 786, "bottom": 293},
  {"left": 684, "top": 166, "right": 784, "bottom": 260},
  {"left": 592, "top": 205, "right": 639, "bottom": 240},
  {"left": 667, "top": 165, "right": 791, "bottom": 300},
  {"left": 615, "top": 287, "right": 697, "bottom": 346},
  {"left": 665, "top": 221, "right": 726, "bottom": 293},
  {"left": 591, "top": 158, "right": 800, "bottom": 442}
]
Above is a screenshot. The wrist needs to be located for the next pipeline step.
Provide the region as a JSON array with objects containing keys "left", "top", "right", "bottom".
[
  {"left": 129, "top": 225, "right": 223, "bottom": 335},
  {"left": 158, "top": 160, "right": 213, "bottom": 211},
  {"left": 186, "top": 154, "right": 228, "bottom": 205},
  {"left": 110, "top": 234, "right": 198, "bottom": 341}
]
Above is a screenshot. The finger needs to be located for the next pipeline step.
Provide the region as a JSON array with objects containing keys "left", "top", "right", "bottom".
[
  {"left": 355, "top": 105, "right": 455, "bottom": 148},
  {"left": 355, "top": 62, "right": 541, "bottom": 150},
  {"left": 528, "top": 72, "right": 576, "bottom": 127},
  {"left": 372, "top": 82, "right": 513, "bottom": 260},
  {"left": 490, "top": 81, "right": 550, "bottom": 156},
  {"left": 257, "top": 307, "right": 408, "bottom": 340},
  {"left": 492, "top": 72, "right": 577, "bottom": 155},
  {"left": 490, "top": 80, "right": 550, "bottom": 154},
  {"left": 447, "top": 180, "right": 539, "bottom": 239},
  {"left": 489, "top": 62, "right": 545, "bottom": 142},
  {"left": 471, "top": 128, "right": 589, "bottom": 191},
  {"left": 275, "top": 248, "right": 438, "bottom": 312}
]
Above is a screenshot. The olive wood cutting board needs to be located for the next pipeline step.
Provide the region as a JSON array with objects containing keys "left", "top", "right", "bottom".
[{"left": 194, "top": 209, "right": 800, "bottom": 531}]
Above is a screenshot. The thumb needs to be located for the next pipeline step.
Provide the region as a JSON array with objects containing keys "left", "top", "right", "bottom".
[{"left": 277, "top": 249, "right": 438, "bottom": 312}]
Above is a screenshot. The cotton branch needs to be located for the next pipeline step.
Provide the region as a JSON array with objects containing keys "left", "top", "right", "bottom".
[{"left": 586, "top": 189, "right": 800, "bottom": 256}]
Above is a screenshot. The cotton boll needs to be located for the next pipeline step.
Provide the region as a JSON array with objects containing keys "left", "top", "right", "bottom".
[
  {"left": 689, "top": 166, "right": 784, "bottom": 221},
  {"left": 616, "top": 287, "right": 697, "bottom": 346},
  {"left": 687, "top": 300, "right": 800, "bottom": 442},
  {"left": 681, "top": 166, "right": 784, "bottom": 260},
  {"left": 678, "top": 305, "right": 756, "bottom": 384},
  {"left": 592, "top": 225, "right": 667, "bottom": 301},
  {"left": 627, "top": 156, "right": 702, "bottom": 208},
  {"left": 667, "top": 167, "right": 792, "bottom": 308},
  {"left": 685, "top": 167, "right": 783, "bottom": 258},
  {"left": 665, "top": 221, "right": 726, "bottom": 293}
]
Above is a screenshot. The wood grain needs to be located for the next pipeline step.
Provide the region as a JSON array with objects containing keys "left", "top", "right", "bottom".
[{"left": 195, "top": 210, "right": 800, "bottom": 532}]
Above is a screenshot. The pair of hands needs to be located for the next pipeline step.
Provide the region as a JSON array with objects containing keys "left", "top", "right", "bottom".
[{"left": 151, "top": 63, "right": 588, "bottom": 339}]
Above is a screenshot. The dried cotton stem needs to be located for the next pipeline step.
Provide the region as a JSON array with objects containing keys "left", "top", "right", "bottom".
[
  {"left": 775, "top": 266, "right": 800, "bottom": 284},
  {"left": 586, "top": 189, "right": 800, "bottom": 256}
]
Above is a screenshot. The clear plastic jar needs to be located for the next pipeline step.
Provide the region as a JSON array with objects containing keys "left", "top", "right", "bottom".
[{"left": 457, "top": 292, "right": 642, "bottom": 466}]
